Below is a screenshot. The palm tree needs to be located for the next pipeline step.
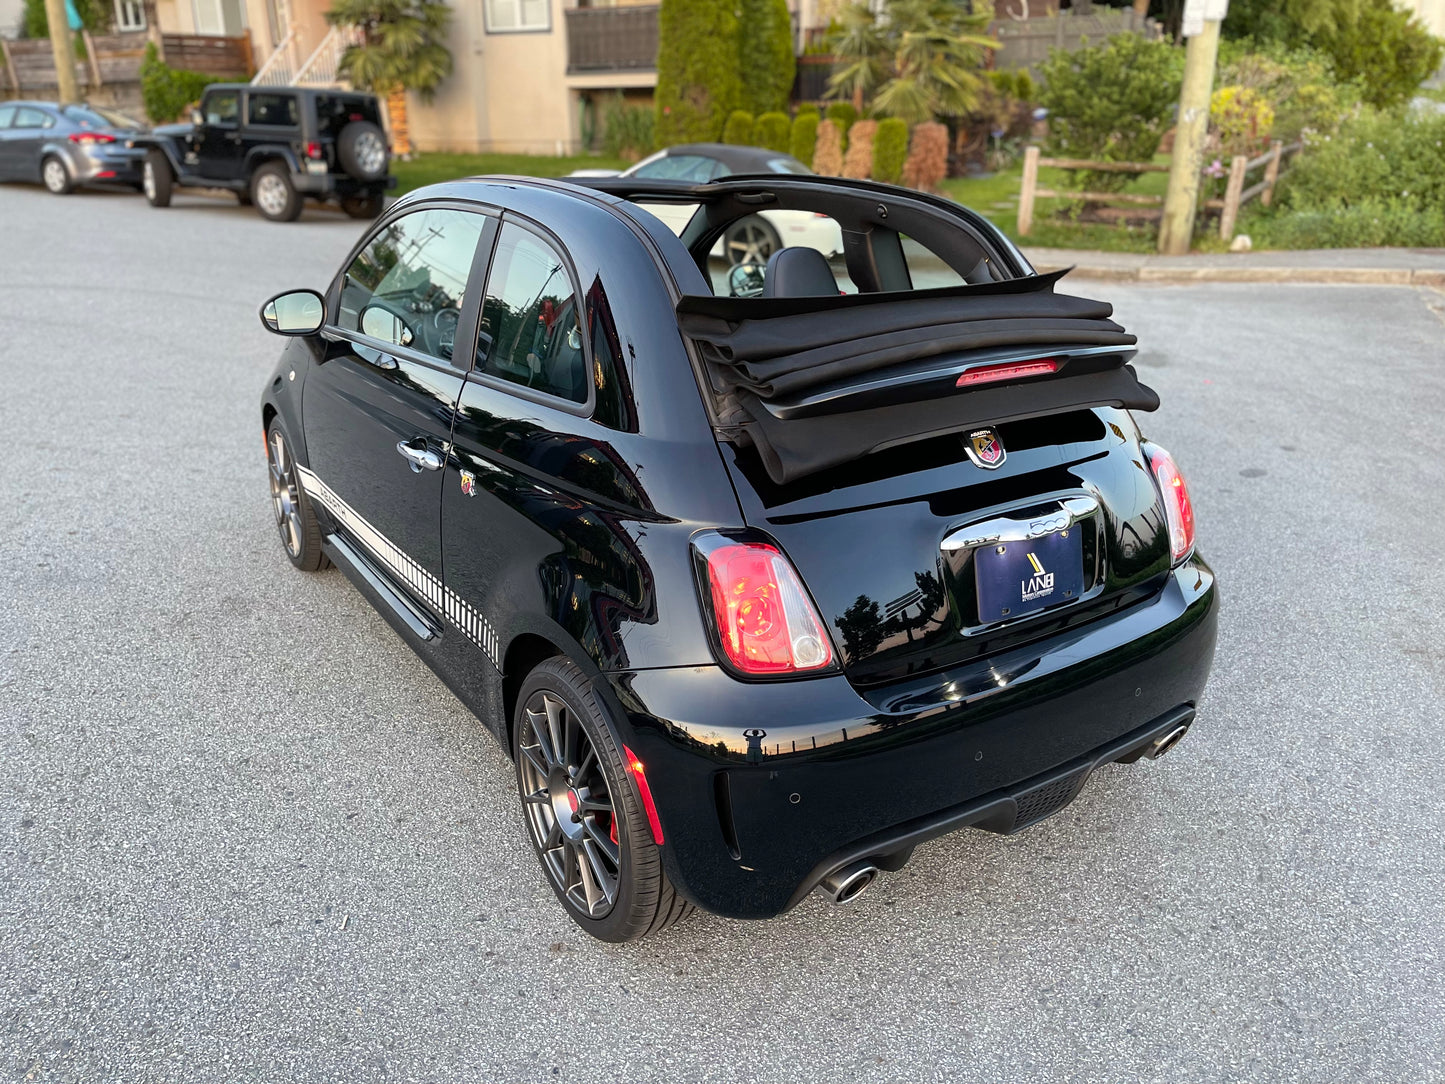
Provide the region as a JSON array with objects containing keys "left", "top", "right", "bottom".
[
  {"left": 326, "top": 0, "right": 453, "bottom": 156},
  {"left": 827, "top": 0, "right": 996, "bottom": 123}
]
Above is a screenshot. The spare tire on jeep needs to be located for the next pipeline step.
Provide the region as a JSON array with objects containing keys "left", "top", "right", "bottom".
[{"left": 337, "top": 121, "right": 390, "bottom": 182}]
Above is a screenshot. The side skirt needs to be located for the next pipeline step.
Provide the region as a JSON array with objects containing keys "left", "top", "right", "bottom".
[{"left": 323, "top": 532, "right": 439, "bottom": 642}]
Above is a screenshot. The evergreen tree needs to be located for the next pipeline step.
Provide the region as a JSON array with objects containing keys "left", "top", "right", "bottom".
[
  {"left": 738, "top": 0, "right": 796, "bottom": 117},
  {"left": 654, "top": 0, "right": 743, "bottom": 146}
]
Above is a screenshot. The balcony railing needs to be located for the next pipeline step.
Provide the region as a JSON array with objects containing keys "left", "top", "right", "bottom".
[{"left": 565, "top": 4, "right": 659, "bottom": 75}]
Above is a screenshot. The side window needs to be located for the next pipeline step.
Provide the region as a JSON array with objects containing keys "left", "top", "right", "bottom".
[
  {"left": 247, "top": 93, "right": 299, "bottom": 127},
  {"left": 632, "top": 154, "right": 719, "bottom": 182},
  {"left": 14, "top": 107, "right": 55, "bottom": 129},
  {"left": 0, "top": 106, "right": 16, "bottom": 128},
  {"left": 203, "top": 91, "right": 240, "bottom": 126},
  {"left": 477, "top": 224, "right": 587, "bottom": 405},
  {"left": 337, "top": 208, "right": 489, "bottom": 364}
]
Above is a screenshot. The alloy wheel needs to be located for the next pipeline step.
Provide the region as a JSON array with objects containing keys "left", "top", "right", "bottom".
[
  {"left": 267, "top": 428, "right": 304, "bottom": 559},
  {"left": 355, "top": 131, "right": 387, "bottom": 176},
  {"left": 43, "top": 158, "right": 68, "bottom": 193},
  {"left": 724, "top": 219, "right": 777, "bottom": 266},
  {"left": 256, "top": 173, "right": 289, "bottom": 218},
  {"left": 517, "top": 691, "right": 621, "bottom": 919}
]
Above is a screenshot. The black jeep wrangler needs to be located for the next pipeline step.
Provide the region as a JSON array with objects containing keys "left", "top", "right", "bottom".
[{"left": 131, "top": 84, "right": 395, "bottom": 222}]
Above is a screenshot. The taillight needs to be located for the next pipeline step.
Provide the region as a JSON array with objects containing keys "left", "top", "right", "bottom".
[
  {"left": 68, "top": 132, "right": 115, "bottom": 145},
  {"left": 956, "top": 357, "right": 1059, "bottom": 388},
  {"left": 696, "top": 536, "right": 834, "bottom": 676},
  {"left": 1149, "top": 446, "right": 1196, "bottom": 563},
  {"left": 305, "top": 142, "right": 323, "bottom": 159}
]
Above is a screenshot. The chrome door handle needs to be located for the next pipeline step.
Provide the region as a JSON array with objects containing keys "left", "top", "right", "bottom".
[{"left": 395, "top": 440, "right": 442, "bottom": 473}]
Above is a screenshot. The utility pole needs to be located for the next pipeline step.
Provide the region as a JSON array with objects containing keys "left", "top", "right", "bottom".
[
  {"left": 43, "top": 0, "right": 80, "bottom": 104},
  {"left": 1158, "top": 0, "right": 1228, "bottom": 255}
]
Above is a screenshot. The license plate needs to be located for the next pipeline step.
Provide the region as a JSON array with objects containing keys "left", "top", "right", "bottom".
[{"left": 974, "top": 528, "right": 1083, "bottom": 624}]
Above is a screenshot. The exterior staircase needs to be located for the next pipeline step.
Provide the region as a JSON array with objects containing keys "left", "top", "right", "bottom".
[{"left": 251, "top": 25, "right": 362, "bottom": 88}]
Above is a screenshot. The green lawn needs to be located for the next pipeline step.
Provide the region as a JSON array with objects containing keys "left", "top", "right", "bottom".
[
  {"left": 392, "top": 151, "right": 1185, "bottom": 252},
  {"left": 392, "top": 152, "right": 630, "bottom": 195}
]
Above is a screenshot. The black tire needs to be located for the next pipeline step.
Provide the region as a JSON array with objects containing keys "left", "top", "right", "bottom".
[
  {"left": 265, "top": 420, "right": 328, "bottom": 572},
  {"left": 142, "top": 152, "right": 172, "bottom": 207},
  {"left": 513, "top": 658, "right": 694, "bottom": 942},
  {"left": 251, "top": 161, "right": 303, "bottom": 222},
  {"left": 722, "top": 214, "right": 781, "bottom": 267},
  {"left": 336, "top": 121, "right": 390, "bottom": 182},
  {"left": 340, "top": 193, "right": 386, "bottom": 219},
  {"left": 41, "top": 155, "right": 74, "bottom": 195}
]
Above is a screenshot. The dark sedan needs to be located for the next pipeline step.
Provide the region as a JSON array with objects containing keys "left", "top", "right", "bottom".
[
  {"left": 0, "top": 101, "right": 146, "bottom": 194},
  {"left": 256, "top": 172, "right": 1218, "bottom": 941}
]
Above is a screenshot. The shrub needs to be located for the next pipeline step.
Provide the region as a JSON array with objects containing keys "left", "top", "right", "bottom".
[
  {"left": 722, "top": 110, "right": 756, "bottom": 145},
  {"left": 1316, "top": 0, "right": 1443, "bottom": 112},
  {"left": 600, "top": 94, "right": 655, "bottom": 161},
  {"left": 825, "top": 101, "right": 857, "bottom": 145},
  {"left": 1037, "top": 33, "right": 1184, "bottom": 192},
  {"left": 655, "top": 0, "right": 742, "bottom": 146},
  {"left": 1250, "top": 199, "right": 1445, "bottom": 248},
  {"left": 23, "top": 0, "right": 107, "bottom": 36},
  {"left": 902, "top": 121, "right": 948, "bottom": 191},
  {"left": 871, "top": 117, "right": 908, "bottom": 184},
  {"left": 139, "top": 43, "right": 212, "bottom": 124},
  {"left": 795, "top": 103, "right": 821, "bottom": 118},
  {"left": 814, "top": 117, "right": 844, "bottom": 174},
  {"left": 1279, "top": 109, "right": 1445, "bottom": 217},
  {"left": 1210, "top": 85, "right": 1276, "bottom": 156},
  {"left": 738, "top": 0, "right": 795, "bottom": 117},
  {"left": 755, "top": 110, "right": 791, "bottom": 153},
  {"left": 789, "top": 112, "right": 820, "bottom": 168},
  {"left": 1219, "top": 47, "right": 1358, "bottom": 144},
  {"left": 987, "top": 68, "right": 1037, "bottom": 104},
  {"left": 841, "top": 118, "right": 876, "bottom": 178}
]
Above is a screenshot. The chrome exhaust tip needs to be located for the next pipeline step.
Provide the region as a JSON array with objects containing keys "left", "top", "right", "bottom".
[
  {"left": 1146, "top": 723, "right": 1190, "bottom": 760},
  {"left": 818, "top": 860, "right": 879, "bottom": 905}
]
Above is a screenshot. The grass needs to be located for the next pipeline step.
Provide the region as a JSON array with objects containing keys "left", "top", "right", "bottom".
[{"left": 392, "top": 152, "right": 630, "bottom": 195}]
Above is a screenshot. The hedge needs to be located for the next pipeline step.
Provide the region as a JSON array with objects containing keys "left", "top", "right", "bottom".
[
  {"left": 789, "top": 112, "right": 820, "bottom": 168},
  {"left": 722, "top": 110, "right": 756, "bottom": 145},
  {"left": 755, "top": 111, "right": 791, "bottom": 153},
  {"left": 871, "top": 118, "right": 908, "bottom": 184}
]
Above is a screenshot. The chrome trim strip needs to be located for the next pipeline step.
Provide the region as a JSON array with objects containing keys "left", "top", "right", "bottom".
[
  {"left": 941, "top": 495, "right": 1100, "bottom": 552},
  {"left": 296, "top": 464, "right": 502, "bottom": 669}
]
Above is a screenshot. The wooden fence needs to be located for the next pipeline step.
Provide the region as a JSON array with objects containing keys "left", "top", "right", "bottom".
[
  {"left": 1018, "top": 141, "right": 1303, "bottom": 242},
  {"left": 991, "top": 8, "right": 1160, "bottom": 73},
  {"left": 0, "top": 31, "right": 252, "bottom": 94}
]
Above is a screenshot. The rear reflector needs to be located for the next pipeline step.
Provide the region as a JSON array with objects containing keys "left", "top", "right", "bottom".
[
  {"left": 699, "top": 538, "right": 834, "bottom": 676},
  {"left": 956, "top": 357, "right": 1060, "bottom": 388},
  {"left": 621, "top": 745, "right": 664, "bottom": 845},
  {"left": 1148, "top": 446, "right": 1196, "bottom": 563},
  {"left": 68, "top": 132, "right": 115, "bottom": 145}
]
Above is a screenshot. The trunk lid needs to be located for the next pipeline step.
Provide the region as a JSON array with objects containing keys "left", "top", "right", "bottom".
[{"left": 719, "top": 407, "right": 1175, "bottom": 686}]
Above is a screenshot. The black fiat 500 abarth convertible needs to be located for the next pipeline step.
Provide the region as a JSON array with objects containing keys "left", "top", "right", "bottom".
[{"left": 258, "top": 173, "right": 1218, "bottom": 941}]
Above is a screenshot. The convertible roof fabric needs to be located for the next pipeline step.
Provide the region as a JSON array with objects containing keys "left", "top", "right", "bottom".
[{"left": 676, "top": 271, "right": 1156, "bottom": 484}]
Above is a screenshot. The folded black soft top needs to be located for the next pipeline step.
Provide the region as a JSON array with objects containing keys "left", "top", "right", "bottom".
[{"left": 676, "top": 270, "right": 1156, "bottom": 485}]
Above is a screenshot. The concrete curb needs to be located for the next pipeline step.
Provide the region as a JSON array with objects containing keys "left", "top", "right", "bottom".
[{"left": 1031, "top": 262, "right": 1445, "bottom": 287}]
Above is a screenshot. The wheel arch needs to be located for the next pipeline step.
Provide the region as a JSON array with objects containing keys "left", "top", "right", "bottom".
[{"left": 245, "top": 146, "right": 302, "bottom": 176}]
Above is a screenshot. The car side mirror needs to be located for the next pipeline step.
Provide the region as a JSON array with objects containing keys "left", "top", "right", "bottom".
[
  {"left": 728, "top": 262, "right": 766, "bottom": 298},
  {"left": 260, "top": 289, "right": 325, "bottom": 335}
]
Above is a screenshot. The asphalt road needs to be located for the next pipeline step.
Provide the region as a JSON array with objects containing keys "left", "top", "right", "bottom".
[{"left": 2, "top": 183, "right": 1443, "bottom": 1083}]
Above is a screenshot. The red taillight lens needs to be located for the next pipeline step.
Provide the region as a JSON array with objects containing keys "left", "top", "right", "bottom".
[
  {"left": 621, "top": 745, "right": 664, "bottom": 845},
  {"left": 701, "top": 539, "right": 834, "bottom": 675},
  {"left": 68, "top": 131, "right": 115, "bottom": 145},
  {"left": 305, "top": 142, "right": 323, "bottom": 159},
  {"left": 1149, "top": 446, "right": 1196, "bottom": 563},
  {"left": 956, "top": 357, "right": 1059, "bottom": 388}
]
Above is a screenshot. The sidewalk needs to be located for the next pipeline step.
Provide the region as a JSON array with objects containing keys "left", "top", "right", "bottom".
[{"left": 1022, "top": 246, "right": 1445, "bottom": 286}]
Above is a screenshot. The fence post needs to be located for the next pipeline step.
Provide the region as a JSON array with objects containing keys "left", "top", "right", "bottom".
[
  {"left": 81, "top": 29, "right": 103, "bottom": 88},
  {"left": 1219, "top": 154, "right": 1248, "bottom": 241},
  {"left": 0, "top": 38, "right": 18, "bottom": 93},
  {"left": 1261, "top": 139, "right": 1283, "bottom": 208},
  {"left": 1018, "top": 144, "right": 1040, "bottom": 237}
]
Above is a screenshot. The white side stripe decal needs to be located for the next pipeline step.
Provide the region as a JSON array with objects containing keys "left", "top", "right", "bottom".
[{"left": 296, "top": 464, "right": 501, "bottom": 669}]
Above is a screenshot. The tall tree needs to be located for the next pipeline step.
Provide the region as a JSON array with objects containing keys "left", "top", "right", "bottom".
[
  {"left": 738, "top": 0, "right": 796, "bottom": 117},
  {"left": 654, "top": 0, "right": 743, "bottom": 145},
  {"left": 327, "top": 0, "right": 453, "bottom": 156}
]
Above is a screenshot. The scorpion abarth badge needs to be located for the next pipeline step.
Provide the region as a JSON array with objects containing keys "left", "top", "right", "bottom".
[
  {"left": 459, "top": 470, "right": 477, "bottom": 497},
  {"left": 965, "top": 427, "right": 1006, "bottom": 470}
]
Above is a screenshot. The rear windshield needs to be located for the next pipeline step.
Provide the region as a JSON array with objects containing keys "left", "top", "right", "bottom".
[
  {"left": 63, "top": 105, "right": 141, "bottom": 129},
  {"left": 313, "top": 95, "right": 383, "bottom": 136}
]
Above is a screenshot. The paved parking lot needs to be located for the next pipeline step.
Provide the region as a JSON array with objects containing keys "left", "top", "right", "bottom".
[{"left": 2, "top": 182, "right": 1443, "bottom": 1082}]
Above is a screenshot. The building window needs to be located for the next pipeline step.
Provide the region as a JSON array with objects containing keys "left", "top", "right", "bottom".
[
  {"left": 484, "top": 0, "right": 550, "bottom": 33},
  {"left": 114, "top": 0, "right": 145, "bottom": 29}
]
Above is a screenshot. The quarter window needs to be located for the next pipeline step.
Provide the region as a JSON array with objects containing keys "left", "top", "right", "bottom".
[
  {"left": 478, "top": 224, "right": 587, "bottom": 404},
  {"left": 203, "top": 91, "right": 239, "bottom": 126},
  {"left": 13, "top": 107, "right": 55, "bottom": 129},
  {"left": 0, "top": 106, "right": 15, "bottom": 129},
  {"left": 338, "top": 208, "right": 489, "bottom": 364},
  {"left": 484, "top": 0, "right": 549, "bottom": 32},
  {"left": 247, "top": 93, "right": 299, "bottom": 127}
]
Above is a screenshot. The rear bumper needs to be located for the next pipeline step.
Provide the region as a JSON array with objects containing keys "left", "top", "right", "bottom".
[
  {"left": 67, "top": 145, "right": 143, "bottom": 185},
  {"left": 597, "top": 557, "right": 1218, "bottom": 919},
  {"left": 291, "top": 170, "right": 397, "bottom": 197}
]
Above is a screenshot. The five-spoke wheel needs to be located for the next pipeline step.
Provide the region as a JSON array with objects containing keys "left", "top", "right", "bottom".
[{"left": 265, "top": 421, "right": 326, "bottom": 571}]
